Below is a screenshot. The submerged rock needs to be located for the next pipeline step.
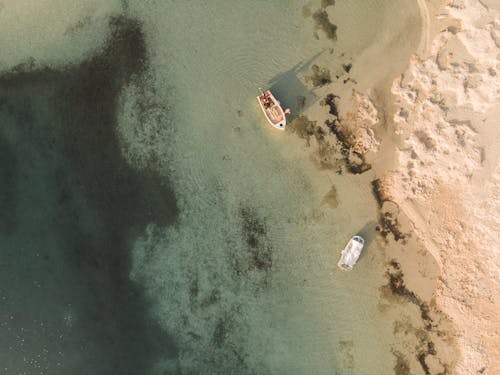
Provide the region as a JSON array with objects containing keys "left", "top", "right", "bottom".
[
  {"left": 312, "top": 9, "right": 338, "bottom": 40},
  {"left": 342, "top": 63, "right": 353, "bottom": 73},
  {"left": 305, "top": 64, "right": 332, "bottom": 87}
]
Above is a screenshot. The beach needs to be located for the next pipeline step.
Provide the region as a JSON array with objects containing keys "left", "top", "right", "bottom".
[
  {"left": 307, "top": 0, "right": 500, "bottom": 373},
  {"left": 0, "top": 0, "right": 498, "bottom": 374},
  {"left": 289, "top": 0, "right": 500, "bottom": 373},
  {"left": 387, "top": 1, "right": 500, "bottom": 373}
]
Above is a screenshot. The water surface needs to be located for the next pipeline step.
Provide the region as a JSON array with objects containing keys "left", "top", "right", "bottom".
[{"left": 0, "top": 1, "right": 422, "bottom": 373}]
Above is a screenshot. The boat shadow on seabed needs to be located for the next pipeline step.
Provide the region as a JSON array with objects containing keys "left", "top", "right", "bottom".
[{"left": 266, "top": 51, "right": 324, "bottom": 118}]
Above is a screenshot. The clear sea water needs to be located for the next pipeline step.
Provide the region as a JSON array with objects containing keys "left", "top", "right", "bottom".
[{"left": 0, "top": 1, "right": 421, "bottom": 374}]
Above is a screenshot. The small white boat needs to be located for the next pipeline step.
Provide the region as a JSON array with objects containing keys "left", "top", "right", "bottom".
[
  {"left": 337, "top": 236, "right": 365, "bottom": 271},
  {"left": 256, "top": 89, "right": 287, "bottom": 130}
]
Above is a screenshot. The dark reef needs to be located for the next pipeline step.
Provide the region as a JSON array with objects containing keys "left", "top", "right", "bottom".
[
  {"left": 238, "top": 206, "right": 273, "bottom": 273},
  {"left": 371, "top": 180, "right": 409, "bottom": 242},
  {"left": 386, "top": 261, "right": 444, "bottom": 375},
  {"left": 305, "top": 64, "right": 332, "bottom": 87},
  {"left": 0, "top": 15, "right": 178, "bottom": 374},
  {"left": 392, "top": 350, "right": 411, "bottom": 375},
  {"left": 312, "top": 9, "right": 338, "bottom": 40},
  {"left": 323, "top": 94, "right": 372, "bottom": 174},
  {"left": 371, "top": 179, "right": 387, "bottom": 208}
]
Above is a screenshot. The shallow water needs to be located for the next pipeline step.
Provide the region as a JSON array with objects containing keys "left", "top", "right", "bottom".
[{"left": 0, "top": 1, "right": 421, "bottom": 374}]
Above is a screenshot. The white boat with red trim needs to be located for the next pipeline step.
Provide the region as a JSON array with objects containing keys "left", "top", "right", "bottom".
[{"left": 256, "top": 89, "right": 288, "bottom": 130}]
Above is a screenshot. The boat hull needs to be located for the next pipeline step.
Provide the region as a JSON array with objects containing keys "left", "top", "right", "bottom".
[
  {"left": 337, "top": 236, "right": 365, "bottom": 271},
  {"left": 256, "top": 90, "right": 286, "bottom": 130}
]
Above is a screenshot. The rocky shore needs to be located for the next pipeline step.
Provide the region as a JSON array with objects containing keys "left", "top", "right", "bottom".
[
  {"left": 293, "top": 1, "right": 499, "bottom": 373},
  {"left": 385, "top": 1, "right": 500, "bottom": 373}
]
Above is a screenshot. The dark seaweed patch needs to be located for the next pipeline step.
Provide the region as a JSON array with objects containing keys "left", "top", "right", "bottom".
[
  {"left": 387, "top": 261, "right": 433, "bottom": 326},
  {"left": 322, "top": 185, "right": 338, "bottom": 208},
  {"left": 200, "top": 289, "right": 221, "bottom": 309},
  {"left": 287, "top": 114, "right": 341, "bottom": 170},
  {"left": 324, "top": 93, "right": 340, "bottom": 118},
  {"left": 312, "top": 9, "right": 338, "bottom": 40},
  {"left": 417, "top": 352, "right": 430, "bottom": 374},
  {"left": 239, "top": 207, "right": 272, "bottom": 272},
  {"left": 321, "top": 0, "right": 336, "bottom": 8},
  {"left": 377, "top": 202, "right": 408, "bottom": 242},
  {"left": 371, "top": 181, "right": 409, "bottom": 242},
  {"left": 386, "top": 261, "right": 440, "bottom": 375},
  {"left": 345, "top": 153, "right": 372, "bottom": 174},
  {"left": 288, "top": 115, "right": 317, "bottom": 143},
  {"left": 337, "top": 340, "right": 354, "bottom": 369},
  {"left": 0, "top": 15, "right": 178, "bottom": 374},
  {"left": 392, "top": 350, "right": 410, "bottom": 375},
  {"left": 208, "top": 310, "right": 250, "bottom": 371},
  {"left": 371, "top": 179, "right": 387, "bottom": 208},
  {"left": 289, "top": 92, "right": 372, "bottom": 174},
  {"left": 189, "top": 276, "right": 199, "bottom": 303},
  {"left": 342, "top": 63, "right": 352, "bottom": 73},
  {"left": 212, "top": 318, "right": 227, "bottom": 347},
  {"left": 305, "top": 64, "right": 332, "bottom": 87},
  {"left": 417, "top": 342, "right": 437, "bottom": 375},
  {"left": 324, "top": 111, "right": 372, "bottom": 174}
]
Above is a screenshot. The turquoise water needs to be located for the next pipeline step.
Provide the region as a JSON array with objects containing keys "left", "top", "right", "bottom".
[{"left": 0, "top": 1, "right": 421, "bottom": 374}]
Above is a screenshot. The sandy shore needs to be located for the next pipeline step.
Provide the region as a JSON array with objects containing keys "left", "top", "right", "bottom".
[
  {"left": 368, "top": 0, "right": 500, "bottom": 372},
  {"left": 295, "top": 0, "right": 499, "bottom": 373},
  {"left": 386, "top": 0, "right": 500, "bottom": 373}
]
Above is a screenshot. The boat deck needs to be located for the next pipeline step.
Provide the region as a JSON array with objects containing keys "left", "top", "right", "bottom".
[
  {"left": 257, "top": 90, "right": 286, "bottom": 130},
  {"left": 266, "top": 106, "right": 284, "bottom": 124},
  {"left": 337, "top": 236, "right": 365, "bottom": 271}
]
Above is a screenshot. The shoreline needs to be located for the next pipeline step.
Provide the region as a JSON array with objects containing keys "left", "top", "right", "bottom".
[
  {"left": 385, "top": 0, "right": 500, "bottom": 373},
  {"left": 295, "top": 0, "right": 499, "bottom": 373}
]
